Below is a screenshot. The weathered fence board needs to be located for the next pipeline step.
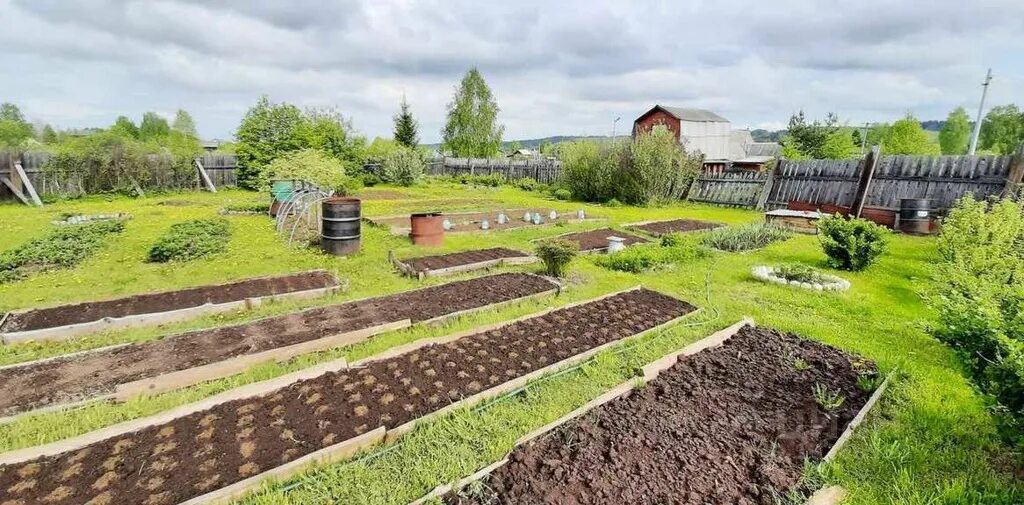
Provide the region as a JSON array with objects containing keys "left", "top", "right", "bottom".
[
  {"left": 0, "top": 152, "right": 238, "bottom": 201},
  {"left": 689, "top": 150, "right": 1021, "bottom": 215},
  {"left": 424, "top": 157, "right": 562, "bottom": 184},
  {"left": 688, "top": 169, "right": 769, "bottom": 207}
]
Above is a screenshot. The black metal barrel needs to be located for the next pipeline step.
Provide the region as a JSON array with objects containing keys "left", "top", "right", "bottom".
[
  {"left": 898, "top": 198, "right": 931, "bottom": 235},
  {"left": 321, "top": 197, "right": 361, "bottom": 256}
]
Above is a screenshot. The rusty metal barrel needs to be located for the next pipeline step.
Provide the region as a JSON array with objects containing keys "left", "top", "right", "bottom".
[{"left": 321, "top": 197, "right": 361, "bottom": 256}]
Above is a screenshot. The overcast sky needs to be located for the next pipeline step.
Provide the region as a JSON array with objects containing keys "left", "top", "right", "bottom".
[{"left": 1, "top": 0, "right": 1021, "bottom": 143}]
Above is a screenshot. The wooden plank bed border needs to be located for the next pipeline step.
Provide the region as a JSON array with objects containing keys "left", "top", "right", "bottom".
[
  {"left": 407, "top": 318, "right": 751, "bottom": 505},
  {"left": 1, "top": 273, "right": 343, "bottom": 344}
]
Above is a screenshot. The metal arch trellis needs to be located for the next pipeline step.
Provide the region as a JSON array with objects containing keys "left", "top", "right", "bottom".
[{"left": 273, "top": 181, "right": 331, "bottom": 246}]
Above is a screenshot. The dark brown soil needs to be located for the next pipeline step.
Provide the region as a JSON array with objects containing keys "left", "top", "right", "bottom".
[
  {"left": 0, "top": 273, "right": 557, "bottom": 417},
  {"left": 0, "top": 289, "right": 695, "bottom": 505},
  {"left": 445, "top": 325, "right": 876, "bottom": 505},
  {"left": 558, "top": 228, "right": 649, "bottom": 252},
  {"left": 1, "top": 271, "right": 340, "bottom": 333},
  {"left": 402, "top": 248, "right": 530, "bottom": 274},
  {"left": 630, "top": 218, "right": 724, "bottom": 237}
]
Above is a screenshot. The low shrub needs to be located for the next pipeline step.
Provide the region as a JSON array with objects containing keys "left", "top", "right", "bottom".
[
  {"left": 260, "top": 148, "right": 355, "bottom": 195},
  {"left": 381, "top": 147, "right": 425, "bottom": 186},
  {"left": 458, "top": 173, "right": 505, "bottom": 187},
  {"left": 774, "top": 263, "right": 828, "bottom": 284},
  {"left": 553, "top": 188, "right": 572, "bottom": 201},
  {"left": 514, "top": 177, "right": 538, "bottom": 191},
  {"left": 702, "top": 223, "right": 791, "bottom": 252},
  {"left": 817, "top": 215, "right": 888, "bottom": 271},
  {"left": 659, "top": 232, "right": 684, "bottom": 248},
  {"left": 147, "top": 218, "right": 231, "bottom": 263},
  {"left": 594, "top": 240, "right": 706, "bottom": 273},
  {"left": 535, "top": 238, "right": 578, "bottom": 277},
  {"left": 222, "top": 202, "right": 270, "bottom": 214},
  {"left": 0, "top": 220, "right": 126, "bottom": 283},
  {"left": 928, "top": 195, "right": 1024, "bottom": 438},
  {"left": 605, "top": 198, "right": 622, "bottom": 208},
  {"left": 361, "top": 173, "right": 382, "bottom": 187}
]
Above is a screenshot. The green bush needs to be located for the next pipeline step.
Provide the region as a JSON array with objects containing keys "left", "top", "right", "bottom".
[
  {"left": 558, "top": 140, "right": 619, "bottom": 203},
  {"left": 605, "top": 198, "right": 622, "bottom": 208},
  {"left": 594, "top": 240, "right": 706, "bottom": 273},
  {"left": 702, "top": 222, "right": 791, "bottom": 252},
  {"left": 361, "top": 173, "right": 382, "bottom": 187},
  {"left": 381, "top": 147, "right": 425, "bottom": 186},
  {"left": 553, "top": 188, "right": 572, "bottom": 201},
  {"left": 147, "top": 218, "right": 232, "bottom": 263},
  {"left": 0, "top": 220, "right": 126, "bottom": 283},
  {"left": 659, "top": 232, "right": 684, "bottom": 247},
  {"left": 619, "top": 126, "right": 702, "bottom": 205},
  {"left": 261, "top": 148, "right": 354, "bottom": 194},
  {"left": 514, "top": 177, "right": 538, "bottom": 191},
  {"left": 817, "top": 215, "right": 888, "bottom": 271},
  {"left": 774, "top": 263, "right": 828, "bottom": 284},
  {"left": 458, "top": 173, "right": 505, "bottom": 187},
  {"left": 928, "top": 195, "right": 1024, "bottom": 436},
  {"left": 535, "top": 238, "right": 578, "bottom": 277}
]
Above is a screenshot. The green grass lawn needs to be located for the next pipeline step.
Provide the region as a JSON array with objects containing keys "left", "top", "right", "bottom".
[{"left": 0, "top": 181, "right": 1019, "bottom": 504}]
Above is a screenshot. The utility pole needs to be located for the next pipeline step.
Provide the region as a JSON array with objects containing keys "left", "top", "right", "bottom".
[
  {"left": 611, "top": 116, "right": 621, "bottom": 141},
  {"left": 968, "top": 68, "right": 993, "bottom": 155},
  {"left": 860, "top": 122, "right": 870, "bottom": 155}
]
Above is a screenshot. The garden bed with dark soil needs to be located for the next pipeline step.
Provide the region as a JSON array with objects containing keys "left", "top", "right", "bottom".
[
  {"left": 629, "top": 218, "right": 724, "bottom": 237},
  {"left": 1, "top": 270, "right": 340, "bottom": 334},
  {"left": 444, "top": 325, "right": 876, "bottom": 505},
  {"left": 0, "top": 289, "right": 695, "bottom": 505},
  {"left": 398, "top": 248, "right": 533, "bottom": 276},
  {"left": 0, "top": 273, "right": 558, "bottom": 418},
  {"left": 556, "top": 228, "right": 649, "bottom": 252}
]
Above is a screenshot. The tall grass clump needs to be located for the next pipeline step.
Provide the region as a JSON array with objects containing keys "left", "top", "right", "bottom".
[
  {"left": 147, "top": 218, "right": 232, "bottom": 263},
  {"left": 702, "top": 222, "right": 791, "bottom": 252},
  {"left": 534, "top": 239, "right": 578, "bottom": 277},
  {"left": 928, "top": 194, "right": 1024, "bottom": 441},
  {"left": 0, "top": 220, "right": 126, "bottom": 283}
]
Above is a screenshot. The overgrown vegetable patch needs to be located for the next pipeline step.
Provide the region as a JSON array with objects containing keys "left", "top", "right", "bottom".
[
  {"left": 147, "top": 218, "right": 231, "bottom": 262},
  {"left": 0, "top": 220, "right": 125, "bottom": 283}
]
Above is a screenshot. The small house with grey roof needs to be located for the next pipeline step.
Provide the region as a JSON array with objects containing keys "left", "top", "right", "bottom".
[{"left": 632, "top": 105, "right": 778, "bottom": 170}]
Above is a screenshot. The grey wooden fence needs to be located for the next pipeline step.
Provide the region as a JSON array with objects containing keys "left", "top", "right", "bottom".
[
  {"left": 425, "top": 157, "right": 562, "bottom": 184},
  {"left": 688, "top": 148, "right": 1023, "bottom": 216},
  {"left": 1, "top": 152, "right": 238, "bottom": 201},
  {"left": 688, "top": 169, "right": 770, "bottom": 208}
]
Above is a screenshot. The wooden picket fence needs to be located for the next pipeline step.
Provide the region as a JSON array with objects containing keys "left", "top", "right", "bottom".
[{"left": 688, "top": 146, "right": 1024, "bottom": 217}]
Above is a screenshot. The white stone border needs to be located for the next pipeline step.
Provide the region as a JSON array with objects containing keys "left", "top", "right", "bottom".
[{"left": 752, "top": 265, "right": 850, "bottom": 292}]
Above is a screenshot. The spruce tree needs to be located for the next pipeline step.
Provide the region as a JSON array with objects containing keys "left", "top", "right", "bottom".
[{"left": 393, "top": 96, "right": 419, "bottom": 148}]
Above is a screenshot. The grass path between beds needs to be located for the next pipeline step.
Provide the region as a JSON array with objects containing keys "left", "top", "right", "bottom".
[{"left": 0, "top": 181, "right": 1019, "bottom": 504}]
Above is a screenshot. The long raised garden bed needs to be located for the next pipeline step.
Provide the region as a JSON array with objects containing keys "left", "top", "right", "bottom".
[
  {"left": 0, "top": 288, "right": 696, "bottom": 505},
  {"left": 368, "top": 208, "right": 601, "bottom": 235},
  {"left": 0, "top": 270, "right": 341, "bottom": 344},
  {"left": 626, "top": 218, "right": 724, "bottom": 237},
  {"left": 545, "top": 227, "right": 649, "bottom": 253},
  {"left": 392, "top": 247, "right": 537, "bottom": 279},
  {"left": 433, "top": 323, "right": 883, "bottom": 504},
  {"left": 0, "top": 273, "right": 558, "bottom": 419}
]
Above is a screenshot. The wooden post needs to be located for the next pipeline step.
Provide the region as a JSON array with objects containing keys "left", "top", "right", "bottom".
[
  {"left": 1003, "top": 144, "right": 1024, "bottom": 197},
  {"left": 195, "top": 158, "right": 218, "bottom": 192},
  {"left": 754, "top": 164, "right": 776, "bottom": 210},
  {"left": 850, "top": 145, "right": 881, "bottom": 218},
  {"left": 14, "top": 160, "right": 42, "bottom": 206}
]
